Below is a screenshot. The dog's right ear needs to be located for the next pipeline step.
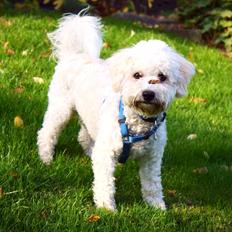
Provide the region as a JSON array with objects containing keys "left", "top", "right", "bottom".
[
  {"left": 107, "top": 49, "right": 133, "bottom": 92},
  {"left": 175, "top": 54, "right": 195, "bottom": 97}
]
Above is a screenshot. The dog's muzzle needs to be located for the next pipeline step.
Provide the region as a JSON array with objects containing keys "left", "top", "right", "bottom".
[{"left": 134, "top": 91, "right": 165, "bottom": 116}]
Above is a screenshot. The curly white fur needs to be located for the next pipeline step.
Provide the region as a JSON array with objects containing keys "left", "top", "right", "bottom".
[{"left": 37, "top": 14, "right": 195, "bottom": 211}]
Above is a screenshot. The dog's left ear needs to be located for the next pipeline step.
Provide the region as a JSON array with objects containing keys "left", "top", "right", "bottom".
[
  {"left": 175, "top": 54, "right": 195, "bottom": 97},
  {"left": 107, "top": 49, "right": 133, "bottom": 92}
]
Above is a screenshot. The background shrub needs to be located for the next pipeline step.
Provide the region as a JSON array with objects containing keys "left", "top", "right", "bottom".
[
  {"left": 178, "top": 0, "right": 232, "bottom": 52},
  {"left": 1, "top": 0, "right": 232, "bottom": 52}
]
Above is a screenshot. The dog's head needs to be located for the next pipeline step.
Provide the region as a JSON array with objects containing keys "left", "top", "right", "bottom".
[{"left": 107, "top": 40, "right": 195, "bottom": 116}]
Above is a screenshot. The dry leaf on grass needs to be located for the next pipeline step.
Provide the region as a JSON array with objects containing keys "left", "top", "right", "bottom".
[
  {"left": 186, "top": 199, "right": 193, "bottom": 206},
  {"left": 187, "top": 134, "right": 197, "bottom": 140},
  {"left": 103, "top": 42, "right": 110, "bottom": 48},
  {"left": 197, "top": 69, "right": 204, "bottom": 74},
  {"left": 9, "top": 171, "right": 20, "bottom": 180},
  {"left": 21, "top": 50, "right": 28, "bottom": 56},
  {"left": 40, "top": 50, "right": 51, "bottom": 58},
  {"left": 0, "top": 187, "right": 4, "bottom": 197},
  {"left": 188, "top": 48, "right": 193, "bottom": 61},
  {"left": 3, "top": 41, "right": 15, "bottom": 55},
  {"left": 87, "top": 214, "right": 101, "bottom": 222},
  {"left": 14, "top": 116, "right": 24, "bottom": 128},
  {"left": 130, "top": 30, "right": 135, "bottom": 37},
  {"left": 3, "top": 41, "right": 9, "bottom": 49},
  {"left": 189, "top": 97, "right": 208, "bottom": 103},
  {"left": 188, "top": 52, "right": 193, "bottom": 61},
  {"left": 0, "top": 17, "right": 12, "bottom": 27},
  {"left": 14, "top": 87, "right": 24, "bottom": 94},
  {"left": 167, "top": 189, "right": 177, "bottom": 197},
  {"left": 5, "top": 48, "right": 15, "bottom": 55},
  {"left": 33, "top": 77, "right": 44, "bottom": 84},
  {"left": 193, "top": 167, "right": 208, "bottom": 174},
  {"left": 222, "top": 51, "right": 232, "bottom": 58},
  {"left": 40, "top": 210, "right": 49, "bottom": 220}
]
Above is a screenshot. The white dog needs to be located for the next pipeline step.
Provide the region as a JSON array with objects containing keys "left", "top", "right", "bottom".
[{"left": 37, "top": 14, "right": 195, "bottom": 211}]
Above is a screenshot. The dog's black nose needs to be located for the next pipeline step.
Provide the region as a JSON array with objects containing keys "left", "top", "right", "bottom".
[{"left": 142, "top": 90, "right": 155, "bottom": 102}]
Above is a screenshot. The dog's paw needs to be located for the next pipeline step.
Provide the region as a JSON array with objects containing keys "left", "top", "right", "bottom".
[
  {"left": 152, "top": 201, "right": 166, "bottom": 210},
  {"left": 145, "top": 197, "right": 166, "bottom": 210},
  {"left": 95, "top": 201, "right": 117, "bottom": 212},
  {"left": 39, "top": 153, "right": 53, "bottom": 165}
]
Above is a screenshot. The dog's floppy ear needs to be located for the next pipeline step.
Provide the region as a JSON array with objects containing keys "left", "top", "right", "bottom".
[
  {"left": 175, "top": 54, "right": 195, "bottom": 97},
  {"left": 107, "top": 49, "right": 133, "bottom": 92}
]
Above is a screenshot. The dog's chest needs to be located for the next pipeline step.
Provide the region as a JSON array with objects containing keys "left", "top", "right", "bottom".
[
  {"left": 126, "top": 118, "right": 159, "bottom": 159},
  {"left": 130, "top": 137, "right": 156, "bottom": 159}
]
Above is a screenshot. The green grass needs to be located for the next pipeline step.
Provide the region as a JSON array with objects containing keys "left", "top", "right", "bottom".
[{"left": 1, "top": 9, "right": 232, "bottom": 232}]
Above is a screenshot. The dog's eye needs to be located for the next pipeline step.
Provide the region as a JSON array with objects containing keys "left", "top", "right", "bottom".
[
  {"left": 158, "top": 72, "right": 167, "bottom": 82},
  {"left": 133, "top": 72, "right": 143, "bottom": 79}
]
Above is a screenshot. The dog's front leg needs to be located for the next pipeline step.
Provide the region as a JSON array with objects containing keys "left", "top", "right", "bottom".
[
  {"left": 91, "top": 140, "right": 117, "bottom": 211},
  {"left": 139, "top": 154, "right": 166, "bottom": 210}
]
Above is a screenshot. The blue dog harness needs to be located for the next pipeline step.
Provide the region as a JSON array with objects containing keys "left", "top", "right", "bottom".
[{"left": 118, "top": 97, "right": 166, "bottom": 164}]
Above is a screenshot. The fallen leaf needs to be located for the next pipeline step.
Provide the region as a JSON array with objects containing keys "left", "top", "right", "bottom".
[
  {"left": 9, "top": 171, "right": 20, "bottom": 180},
  {"left": 193, "top": 167, "right": 208, "bottom": 174},
  {"left": 40, "top": 210, "right": 49, "bottom": 220},
  {"left": 14, "top": 87, "right": 24, "bottom": 94},
  {"left": 103, "top": 42, "right": 110, "bottom": 48},
  {"left": 21, "top": 50, "right": 28, "bottom": 56},
  {"left": 167, "top": 189, "right": 177, "bottom": 197},
  {"left": 14, "top": 116, "right": 24, "bottom": 128},
  {"left": 5, "top": 48, "right": 15, "bottom": 55},
  {"left": 33, "top": 77, "right": 44, "bottom": 84},
  {"left": 222, "top": 51, "right": 232, "bottom": 58},
  {"left": 188, "top": 51, "right": 193, "bottom": 61},
  {"left": 197, "top": 69, "right": 204, "bottom": 74},
  {"left": 40, "top": 50, "right": 50, "bottom": 58},
  {"left": 188, "top": 47, "right": 193, "bottom": 60},
  {"left": 186, "top": 199, "right": 193, "bottom": 206},
  {"left": 3, "top": 41, "right": 9, "bottom": 49},
  {"left": 3, "top": 42, "right": 15, "bottom": 55},
  {"left": 130, "top": 30, "right": 135, "bottom": 37},
  {"left": 87, "top": 214, "right": 101, "bottom": 222},
  {"left": 0, "top": 187, "right": 4, "bottom": 197},
  {"left": 0, "top": 17, "right": 12, "bottom": 27},
  {"left": 187, "top": 134, "right": 197, "bottom": 140},
  {"left": 189, "top": 97, "right": 208, "bottom": 103}
]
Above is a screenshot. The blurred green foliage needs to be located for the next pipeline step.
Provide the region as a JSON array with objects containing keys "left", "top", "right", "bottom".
[
  {"left": 1, "top": 0, "right": 232, "bottom": 52},
  {"left": 179, "top": 0, "right": 232, "bottom": 52}
]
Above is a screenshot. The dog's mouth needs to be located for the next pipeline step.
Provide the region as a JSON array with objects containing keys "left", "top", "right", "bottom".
[{"left": 134, "top": 100, "right": 165, "bottom": 116}]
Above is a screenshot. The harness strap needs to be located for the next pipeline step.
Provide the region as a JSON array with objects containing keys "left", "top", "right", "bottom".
[{"left": 118, "top": 97, "right": 166, "bottom": 164}]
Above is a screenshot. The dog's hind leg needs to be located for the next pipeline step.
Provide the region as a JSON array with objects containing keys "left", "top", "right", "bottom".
[
  {"left": 78, "top": 124, "right": 94, "bottom": 157},
  {"left": 37, "top": 100, "right": 73, "bottom": 165}
]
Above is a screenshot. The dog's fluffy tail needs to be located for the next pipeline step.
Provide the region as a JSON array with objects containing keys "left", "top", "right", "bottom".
[{"left": 48, "top": 13, "right": 102, "bottom": 61}]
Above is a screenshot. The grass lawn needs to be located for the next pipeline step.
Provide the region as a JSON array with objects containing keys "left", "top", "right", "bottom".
[{"left": 0, "top": 8, "right": 232, "bottom": 231}]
